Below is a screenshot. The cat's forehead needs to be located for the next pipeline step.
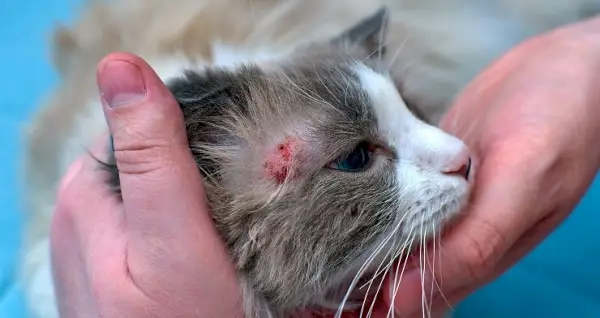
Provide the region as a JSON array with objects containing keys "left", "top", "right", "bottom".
[
  {"left": 255, "top": 51, "right": 386, "bottom": 108},
  {"left": 256, "top": 56, "right": 412, "bottom": 144},
  {"left": 268, "top": 57, "right": 375, "bottom": 114},
  {"left": 190, "top": 53, "right": 413, "bottom": 147},
  {"left": 168, "top": 52, "right": 412, "bottom": 147}
]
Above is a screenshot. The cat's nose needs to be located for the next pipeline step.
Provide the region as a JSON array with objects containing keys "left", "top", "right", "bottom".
[{"left": 442, "top": 147, "right": 472, "bottom": 180}]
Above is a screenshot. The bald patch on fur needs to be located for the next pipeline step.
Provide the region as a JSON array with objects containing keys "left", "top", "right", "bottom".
[{"left": 264, "top": 136, "right": 304, "bottom": 184}]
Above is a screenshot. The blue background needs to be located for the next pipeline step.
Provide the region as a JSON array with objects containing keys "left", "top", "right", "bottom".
[{"left": 0, "top": 1, "right": 598, "bottom": 317}]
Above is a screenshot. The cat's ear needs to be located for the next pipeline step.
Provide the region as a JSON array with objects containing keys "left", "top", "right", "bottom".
[{"left": 331, "top": 7, "right": 389, "bottom": 58}]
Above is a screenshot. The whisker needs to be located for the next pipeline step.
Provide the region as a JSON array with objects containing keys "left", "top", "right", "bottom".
[
  {"left": 364, "top": 241, "right": 396, "bottom": 318},
  {"left": 362, "top": 39, "right": 392, "bottom": 63},
  {"left": 376, "top": 9, "right": 388, "bottom": 65},
  {"left": 359, "top": 237, "right": 396, "bottom": 317},
  {"left": 335, "top": 202, "right": 419, "bottom": 318},
  {"left": 386, "top": 234, "right": 416, "bottom": 318},
  {"left": 388, "top": 34, "right": 412, "bottom": 68},
  {"left": 365, "top": 231, "right": 415, "bottom": 318},
  {"left": 432, "top": 226, "right": 453, "bottom": 312},
  {"left": 367, "top": 265, "right": 389, "bottom": 318},
  {"left": 335, "top": 222, "right": 394, "bottom": 318},
  {"left": 419, "top": 213, "right": 428, "bottom": 318},
  {"left": 429, "top": 223, "right": 436, "bottom": 313},
  {"left": 359, "top": 224, "right": 415, "bottom": 290}
]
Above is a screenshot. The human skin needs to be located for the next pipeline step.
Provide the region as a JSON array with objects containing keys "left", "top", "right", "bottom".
[
  {"left": 52, "top": 15, "right": 600, "bottom": 318},
  {"left": 51, "top": 53, "right": 244, "bottom": 318},
  {"left": 379, "top": 15, "right": 600, "bottom": 318}
]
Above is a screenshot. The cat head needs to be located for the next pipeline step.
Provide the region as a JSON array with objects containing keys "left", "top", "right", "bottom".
[{"left": 105, "top": 7, "right": 474, "bottom": 317}]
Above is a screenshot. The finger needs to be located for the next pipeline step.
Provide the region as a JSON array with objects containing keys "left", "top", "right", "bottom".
[
  {"left": 53, "top": 135, "right": 126, "bottom": 266},
  {"left": 52, "top": 141, "right": 188, "bottom": 316},
  {"left": 96, "top": 53, "right": 241, "bottom": 306},
  {"left": 96, "top": 52, "right": 215, "bottom": 245},
  {"left": 54, "top": 133, "right": 123, "bottom": 245},
  {"left": 394, "top": 210, "right": 569, "bottom": 318},
  {"left": 51, "top": 158, "right": 94, "bottom": 317},
  {"left": 51, "top": 143, "right": 127, "bottom": 316}
]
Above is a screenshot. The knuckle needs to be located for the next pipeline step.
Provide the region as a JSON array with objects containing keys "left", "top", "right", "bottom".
[
  {"left": 52, "top": 158, "right": 90, "bottom": 229},
  {"left": 112, "top": 143, "right": 174, "bottom": 175},
  {"left": 52, "top": 188, "right": 81, "bottom": 241},
  {"left": 55, "top": 180, "right": 80, "bottom": 222},
  {"left": 108, "top": 108, "right": 186, "bottom": 176}
]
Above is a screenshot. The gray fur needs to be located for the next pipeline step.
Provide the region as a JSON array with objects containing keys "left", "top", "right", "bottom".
[{"left": 102, "top": 7, "right": 462, "bottom": 317}]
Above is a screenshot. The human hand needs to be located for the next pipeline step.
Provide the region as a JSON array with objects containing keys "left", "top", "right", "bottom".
[
  {"left": 52, "top": 16, "right": 600, "bottom": 317},
  {"left": 379, "top": 16, "right": 600, "bottom": 317},
  {"left": 50, "top": 53, "right": 244, "bottom": 317}
]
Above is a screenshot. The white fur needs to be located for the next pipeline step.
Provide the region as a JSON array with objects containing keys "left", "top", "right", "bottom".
[
  {"left": 353, "top": 63, "right": 471, "bottom": 236},
  {"left": 323, "top": 64, "right": 473, "bottom": 317}
]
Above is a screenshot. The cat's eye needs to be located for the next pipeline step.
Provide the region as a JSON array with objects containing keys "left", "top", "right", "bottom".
[{"left": 328, "top": 142, "right": 373, "bottom": 172}]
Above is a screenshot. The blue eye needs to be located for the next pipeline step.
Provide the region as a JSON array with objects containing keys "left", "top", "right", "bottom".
[{"left": 329, "top": 142, "right": 372, "bottom": 172}]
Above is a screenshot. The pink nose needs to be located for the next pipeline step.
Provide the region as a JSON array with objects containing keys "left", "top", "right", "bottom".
[{"left": 443, "top": 147, "right": 472, "bottom": 180}]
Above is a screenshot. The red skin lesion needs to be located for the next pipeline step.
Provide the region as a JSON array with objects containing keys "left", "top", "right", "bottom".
[{"left": 263, "top": 137, "right": 302, "bottom": 184}]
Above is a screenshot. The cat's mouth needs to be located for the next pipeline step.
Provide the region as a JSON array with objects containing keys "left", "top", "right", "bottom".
[
  {"left": 321, "top": 165, "right": 477, "bottom": 315},
  {"left": 336, "top": 214, "right": 463, "bottom": 308}
]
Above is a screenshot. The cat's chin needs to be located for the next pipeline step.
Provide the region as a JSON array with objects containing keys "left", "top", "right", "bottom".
[
  {"left": 316, "top": 213, "right": 466, "bottom": 314},
  {"left": 309, "top": 269, "right": 386, "bottom": 316}
]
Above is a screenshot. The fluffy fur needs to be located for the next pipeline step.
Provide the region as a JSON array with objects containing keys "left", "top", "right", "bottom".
[
  {"left": 20, "top": 0, "right": 600, "bottom": 317},
  {"left": 100, "top": 18, "right": 474, "bottom": 316}
]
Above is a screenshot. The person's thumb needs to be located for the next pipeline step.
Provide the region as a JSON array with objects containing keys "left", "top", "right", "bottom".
[
  {"left": 98, "top": 52, "right": 191, "bottom": 201},
  {"left": 96, "top": 53, "right": 242, "bottom": 314},
  {"left": 97, "top": 52, "right": 213, "bottom": 240}
]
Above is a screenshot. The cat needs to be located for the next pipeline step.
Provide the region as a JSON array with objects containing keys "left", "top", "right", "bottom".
[
  {"left": 20, "top": 0, "right": 600, "bottom": 317},
  {"left": 22, "top": 5, "right": 475, "bottom": 318}
]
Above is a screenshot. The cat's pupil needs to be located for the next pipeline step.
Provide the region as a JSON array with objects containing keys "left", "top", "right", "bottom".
[{"left": 332, "top": 142, "right": 371, "bottom": 171}]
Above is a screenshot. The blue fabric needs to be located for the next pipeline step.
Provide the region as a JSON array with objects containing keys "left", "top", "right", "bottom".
[{"left": 0, "top": 1, "right": 598, "bottom": 317}]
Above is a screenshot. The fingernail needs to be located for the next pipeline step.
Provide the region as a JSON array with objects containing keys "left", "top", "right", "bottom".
[
  {"left": 388, "top": 268, "right": 436, "bottom": 317},
  {"left": 98, "top": 60, "right": 147, "bottom": 108}
]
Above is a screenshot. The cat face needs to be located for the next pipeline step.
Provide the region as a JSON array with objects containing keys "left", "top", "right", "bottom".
[
  {"left": 104, "top": 7, "right": 474, "bottom": 317},
  {"left": 167, "top": 56, "right": 471, "bottom": 317}
]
